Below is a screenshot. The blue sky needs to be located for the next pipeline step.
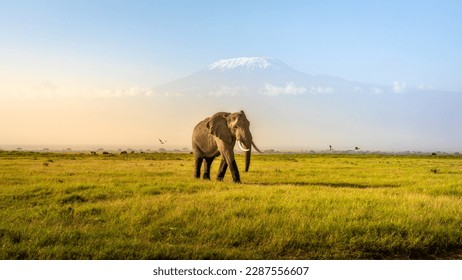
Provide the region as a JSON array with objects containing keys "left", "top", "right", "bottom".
[
  {"left": 2, "top": 0, "right": 462, "bottom": 91},
  {"left": 1, "top": 1, "right": 462, "bottom": 150}
]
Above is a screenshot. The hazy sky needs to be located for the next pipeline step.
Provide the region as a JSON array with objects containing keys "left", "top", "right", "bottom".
[{"left": 1, "top": 1, "right": 462, "bottom": 150}]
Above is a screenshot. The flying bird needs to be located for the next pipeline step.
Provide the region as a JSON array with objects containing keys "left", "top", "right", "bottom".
[
  {"left": 355, "top": 146, "right": 360, "bottom": 150},
  {"left": 159, "top": 139, "right": 167, "bottom": 144}
]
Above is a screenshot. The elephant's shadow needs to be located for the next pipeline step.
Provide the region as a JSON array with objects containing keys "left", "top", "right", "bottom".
[{"left": 246, "top": 181, "right": 400, "bottom": 189}]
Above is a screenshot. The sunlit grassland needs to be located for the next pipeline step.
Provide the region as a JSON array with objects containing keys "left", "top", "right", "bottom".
[{"left": 0, "top": 151, "right": 461, "bottom": 259}]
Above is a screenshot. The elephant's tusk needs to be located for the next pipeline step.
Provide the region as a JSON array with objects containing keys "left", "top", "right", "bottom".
[
  {"left": 237, "top": 141, "right": 250, "bottom": 152},
  {"left": 252, "top": 141, "right": 263, "bottom": 153}
]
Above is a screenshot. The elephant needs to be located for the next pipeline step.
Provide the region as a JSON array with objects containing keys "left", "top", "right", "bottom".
[{"left": 192, "top": 110, "right": 262, "bottom": 183}]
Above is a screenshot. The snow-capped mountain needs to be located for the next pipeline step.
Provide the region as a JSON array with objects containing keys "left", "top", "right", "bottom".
[
  {"left": 207, "top": 57, "right": 278, "bottom": 71},
  {"left": 155, "top": 57, "right": 375, "bottom": 97}
]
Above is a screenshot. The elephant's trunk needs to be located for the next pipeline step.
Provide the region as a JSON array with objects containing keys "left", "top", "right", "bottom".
[
  {"left": 242, "top": 140, "right": 262, "bottom": 172},
  {"left": 237, "top": 140, "right": 252, "bottom": 172},
  {"left": 245, "top": 148, "right": 251, "bottom": 172}
]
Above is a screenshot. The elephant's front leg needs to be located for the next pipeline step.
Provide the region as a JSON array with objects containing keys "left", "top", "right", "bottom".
[
  {"left": 222, "top": 151, "right": 240, "bottom": 183},
  {"left": 229, "top": 159, "right": 240, "bottom": 183},
  {"left": 216, "top": 158, "right": 228, "bottom": 181}
]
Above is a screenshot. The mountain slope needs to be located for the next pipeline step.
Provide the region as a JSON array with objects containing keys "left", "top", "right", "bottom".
[{"left": 155, "top": 57, "right": 384, "bottom": 96}]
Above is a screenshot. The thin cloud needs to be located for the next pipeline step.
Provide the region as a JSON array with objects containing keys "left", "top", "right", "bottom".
[
  {"left": 308, "top": 86, "right": 335, "bottom": 94},
  {"left": 418, "top": 84, "right": 433, "bottom": 90},
  {"left": 208, "top": 85, "right": 249, "bottom": 97},
  {"left": 86, "top": 87, "right": 156, "bottom": 98},
  {"left": 33, "top": 81, "right": 59, "bottom": 92},
  {"left": 392, "top": 81, "right": 407, "bottom": 93},
  {"left": 2, "top": 85, "right": 158, "bottom": 99},
  {"left": 260, "top": 82, "right": 307, "bottom": 96},
  {"left": 371, "top": 87, "right": 384, "bottom": 95}
]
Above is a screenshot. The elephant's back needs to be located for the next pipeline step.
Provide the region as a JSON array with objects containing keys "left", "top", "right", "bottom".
[
  {"left": 192, "top": 117, "right": 219, "bottom": 156},
  {"left": 192, "top": 117, "right": 210, "bottom": 137}
]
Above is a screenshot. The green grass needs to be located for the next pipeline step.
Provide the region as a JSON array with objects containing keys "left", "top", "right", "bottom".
[{"left": 0, "top": 151, "right": 461, "bottom": 259}]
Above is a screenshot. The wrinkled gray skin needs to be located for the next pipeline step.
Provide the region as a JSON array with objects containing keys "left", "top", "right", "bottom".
[{"left": 192, "top": 110, "right": 261, "bottom": 183}]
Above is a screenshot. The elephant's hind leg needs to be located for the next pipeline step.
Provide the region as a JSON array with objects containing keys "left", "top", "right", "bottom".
[
  {"left": 203, "top": 157, "right": 215, "bottom": 180},
  {"left": 194, "top": 157, "right": 203, "bottom": 179}
]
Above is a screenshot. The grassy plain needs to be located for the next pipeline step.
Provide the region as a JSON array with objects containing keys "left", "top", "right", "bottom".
[{"left": 0, "top": 151, "right": 461, "bottom": 259}]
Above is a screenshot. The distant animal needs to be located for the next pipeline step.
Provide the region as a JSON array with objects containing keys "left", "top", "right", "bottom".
[
  {"left": 192, "top": 110, "right": 262, "bottom": 183},
  {"left": 159, "top": 139, "right": 167, "bottom": 144},
  {"left": 355, "top": 147, "right": 360, "bottom": 150},
  {"left": 329, "top": 145, "right": 333, "bottom": 151},
  {"left": 120, "top": 151, "right": 128, "bottom": 154},
  {"left": 90, "top": 151, "right": 97, "bottom": 155}
]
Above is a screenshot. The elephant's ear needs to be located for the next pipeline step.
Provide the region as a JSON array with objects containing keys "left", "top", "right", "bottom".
[{"left": 207, "top": 112, "right": 232, "bottom": 143}]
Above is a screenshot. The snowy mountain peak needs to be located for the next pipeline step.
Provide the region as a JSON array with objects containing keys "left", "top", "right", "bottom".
[{"left": 207, "top": 57, "right": 281, "bottom": 72}]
